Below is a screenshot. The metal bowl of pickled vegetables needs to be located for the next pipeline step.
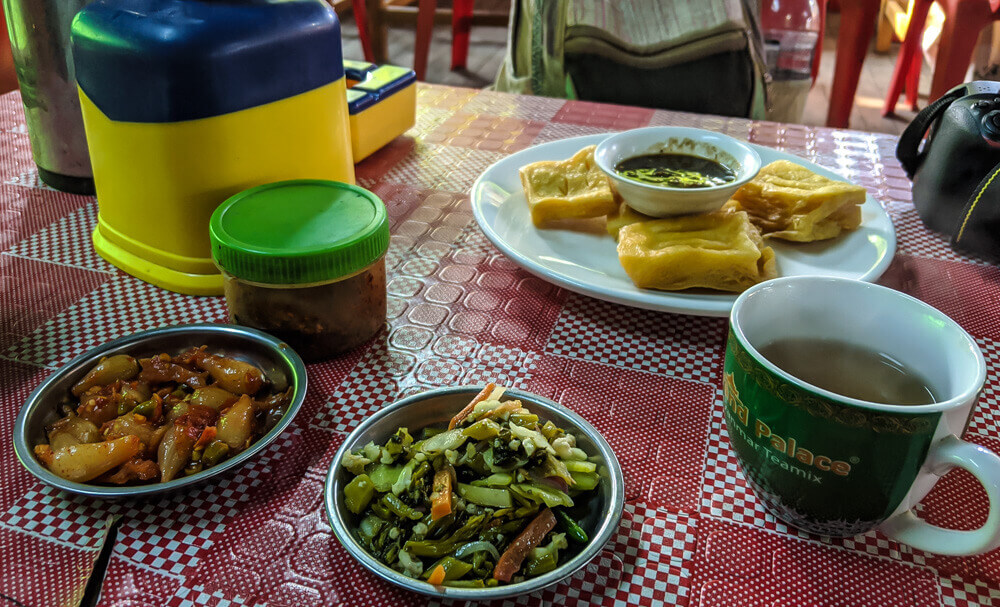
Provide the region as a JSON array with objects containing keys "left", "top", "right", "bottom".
[
  {"left": 13, "top": 323, "right": 307, "bottom": 499},
  {"left": 324, "top": 384, "right": 625, "bottom": 600}
]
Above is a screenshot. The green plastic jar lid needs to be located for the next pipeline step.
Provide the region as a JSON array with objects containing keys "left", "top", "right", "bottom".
[{"left": 210, "top": 180, "right": 389, "bottom": 285}]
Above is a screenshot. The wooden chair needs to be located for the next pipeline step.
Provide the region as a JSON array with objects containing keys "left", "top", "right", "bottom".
[
  {"left": 351, "top": 0, "right": 508, "bottom": 81},
  {"left": 882, "top": 0, "right": 1000, "bottom": 115}
]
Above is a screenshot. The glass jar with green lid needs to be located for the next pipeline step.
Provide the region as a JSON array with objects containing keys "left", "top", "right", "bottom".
[{"left": 210, "top": 180, "right": 389, "bottom": 362}]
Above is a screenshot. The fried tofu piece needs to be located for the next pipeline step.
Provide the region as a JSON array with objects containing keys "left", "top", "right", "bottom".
[
  {"left": 606, "top": 201, "right": 655, "bottom": 239},
  {"left": 617, "top": 210, "right": 776, "bottom": 293},
  {"left": 520, "top": 145, "right": 617, "bottom": 228},
  {"left": 727, "top": 160, "right": 865, "bottom": 242}
]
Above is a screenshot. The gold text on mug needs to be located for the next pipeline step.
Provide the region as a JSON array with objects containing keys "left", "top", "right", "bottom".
[{"left": 724, "top": 371, "right": 853, "bottom": 479}]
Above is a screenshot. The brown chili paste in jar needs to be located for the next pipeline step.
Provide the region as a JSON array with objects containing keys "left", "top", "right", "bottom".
[{"left": 210, "top": 180, "right": 389, "bottom": 362}]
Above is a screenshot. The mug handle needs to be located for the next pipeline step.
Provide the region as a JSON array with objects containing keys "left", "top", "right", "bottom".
[{"left": 880, "top": 435, "right": 1000, "bottom": 556}]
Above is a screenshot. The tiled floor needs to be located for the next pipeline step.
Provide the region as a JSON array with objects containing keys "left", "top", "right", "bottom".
[{"left": 339, "top": 9, "right": 954, "bottom": 136}]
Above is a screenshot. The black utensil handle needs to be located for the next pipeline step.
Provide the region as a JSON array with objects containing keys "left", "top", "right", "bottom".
[{"left": 79, "top": 516, "right": 123, "bottom": 607}]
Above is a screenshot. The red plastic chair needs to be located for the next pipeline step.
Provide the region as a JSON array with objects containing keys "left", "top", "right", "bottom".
[
  {"left": 0, "top": 5, "right": 16, "bottom": 94},
  {"left": 826, "top": 0, "right": 882, "bottom": 128},
  {"left": 451, "top": 0, "right": 473, "bottom": 71},
  {"left": 813, "top": 0, "right": 828, "bottom": 84},
  {"left": 883, "top": 0, "right": 1000, "bottom": 116},
  {"left": 351, "top": 0, "right": 503, "bottom": 81}
]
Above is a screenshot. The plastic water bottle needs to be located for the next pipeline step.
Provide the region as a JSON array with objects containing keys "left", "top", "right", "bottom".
[
  {"left": 760, "top": 0, "right": 821, "bottom": 82},
  {"left": 761, "top": 0, "right": 821, "bottom": 122}
]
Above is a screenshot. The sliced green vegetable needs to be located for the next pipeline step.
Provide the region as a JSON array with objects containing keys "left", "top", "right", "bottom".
[
  {"left": 554, "top": 508, "right": 589, "bottom": 543},
  {"left": 472, "top": 399, "right": 504, "bottom": 415},
  {"left": 362, "top": 442, "right": 381, "bottom": 460},
  {"left": 383, "top": 542, "right": 401, "bottom": 565},
  {"left": 370, "top": 498, "right": 393, "bottom": 520},
  {"left": 470, "top": 549, "right": 493, "bottom": 577},
  {"left": 421, "top": 556, "right": 473, "bottom": 581},
  {"left": 426, "top": 511, "right": 455, "bottom": 536},
  {"left": 403, "top": 460, "right": 433, "bottom": 505},
  {"left": 522, "top": 533, "right": 567, "bottom": 576},
  {"left": 404, "top": 539, "right": 452, "bottom": 558},
  {"left": 509, "top": 413, "right": 538, "bottom": 426},
  {"left": 461, "top": 418, "right": 501, "bottom": 440},
  {"left": 491, "top": 508, "right": 513, "bottom": 519},
  {"left": 381, "top": 493, "right": 423, "bottom": 520},
  {"left": 511, "top": 483, "right": 574, "bottom": 508},
  {"left": 132, "top": 398, "right": 157, "bottom": 418},
  {"left": 345, "top": 474, "right": 376, "bottom": 514},
  {"left": 201, "top": 440, "right": 230, "bottom": 468},
  {"left": 420, "top": 426, "right": 447, "bottom": 439},
  {"left": 539, "top": 420, "right": 563, "bottom": 441},
  {"left": 411, "top": 460, "right": 432, "bottom": 483},
  {"left": 405, "top": 515, "right": 486, "bottom": 556},
  {"left": 384, "top": 427, "right": 414, "bottom": 459},
  {"left": 563, "top": 459, "right": 597, "bottom": 473},
  {"left": 569, "top": 471, "right": 600, "bottom": 491},
  {"left": 359, "top": 515, "right": 386, "bottom": 542},
  {"left": 498, "top": 519, "right": 527, "bottom": 535},
  {"left": 457, "top": 483, "right": 513, "bottom": 508},
  {"left": 539, "top": 454, "right": 573, "bottom": 486},
  {"left": 470, "top": 472, "right": 513, "bottom": 487},
  {"left": 454, "top": 540, "right": 500, "bottom": 560},
  {"left": 420, "top": 428, "right": 468, "bottom": 454},
  {"left": 369, "top": 464, "right": 404, "bottom": 492},
  {"left": 391, "top": 459, "right": 419, "bottom": 496},
  {"left": 522, "top": 551, "right": 557, "bottom": 576}
]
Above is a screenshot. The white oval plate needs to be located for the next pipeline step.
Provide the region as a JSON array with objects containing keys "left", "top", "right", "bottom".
[{"left": 470, "top": 134, "right": 897, "bottom": 317}]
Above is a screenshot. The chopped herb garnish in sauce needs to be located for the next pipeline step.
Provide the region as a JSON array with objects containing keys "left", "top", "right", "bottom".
[{"left": 615, "top": 153, "right": 736, "bottom": 188}]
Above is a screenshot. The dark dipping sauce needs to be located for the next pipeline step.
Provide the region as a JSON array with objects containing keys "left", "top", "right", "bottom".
[
  {"left": 223, "top": 258, "right": 387, "bottom": 363},
  {"left": 615, "top": 153, "right": 736, "bottom": 188}
]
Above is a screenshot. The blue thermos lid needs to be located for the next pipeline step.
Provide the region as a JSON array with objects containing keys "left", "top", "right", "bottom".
[{"left": 71, "top": 0, "right": 345, "bottom": 123}]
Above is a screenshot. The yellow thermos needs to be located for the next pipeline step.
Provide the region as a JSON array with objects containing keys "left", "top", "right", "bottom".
[{"left": 71, "top": 0, "right": 355, "bottom": 295}]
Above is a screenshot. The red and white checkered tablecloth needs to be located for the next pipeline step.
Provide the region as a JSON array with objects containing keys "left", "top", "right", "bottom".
[{"left": 1, "top": 84, "right": 998, "bottom": 607}]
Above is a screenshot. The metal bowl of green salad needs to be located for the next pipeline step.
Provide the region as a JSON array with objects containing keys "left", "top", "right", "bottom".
[{"left": 323, "top": 384, "right": 625, "bottom": 600}]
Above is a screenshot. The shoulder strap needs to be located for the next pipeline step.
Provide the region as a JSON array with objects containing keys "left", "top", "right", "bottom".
[
  {"left": 896, "top": 88, "right": 965, "bottom": 178},
  {"left": 951, "top": 161, "right": 1000, "bottom": 262}
]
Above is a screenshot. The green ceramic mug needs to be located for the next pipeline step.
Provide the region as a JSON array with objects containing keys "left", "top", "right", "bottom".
[{"left": 724, "top": 276, "right": 1000, "bottom": 555}]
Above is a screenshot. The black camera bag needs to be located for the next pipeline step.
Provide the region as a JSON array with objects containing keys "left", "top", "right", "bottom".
[{"left": 896, "top": 81, "right": 1000, "bottom": 262}]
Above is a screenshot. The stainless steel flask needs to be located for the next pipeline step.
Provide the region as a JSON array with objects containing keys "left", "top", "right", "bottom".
[{"left": 2, "top": 0, "right": 94, "bottom": 194}]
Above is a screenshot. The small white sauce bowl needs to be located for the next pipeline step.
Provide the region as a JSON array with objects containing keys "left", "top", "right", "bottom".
[{"left": 594, "top": 126, "right": 762, "bottom": 217}]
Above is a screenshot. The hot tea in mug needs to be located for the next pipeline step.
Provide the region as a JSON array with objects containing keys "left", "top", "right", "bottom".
[
  {"left": 724, "top": 276, "right": 1000, "bottom": 555},
  {"left": 757, "top": 338, "right": 938, "bottom": 406}
]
